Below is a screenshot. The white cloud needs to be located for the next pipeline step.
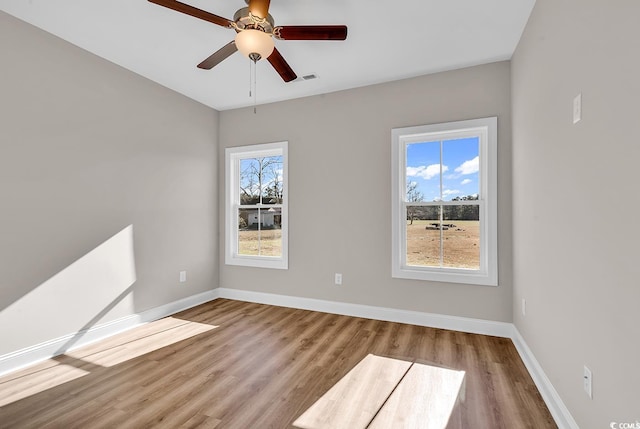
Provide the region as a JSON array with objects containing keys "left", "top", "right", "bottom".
[
  {"left": 407, "top": 164, "right": 449, "bottom": 180},
  {"left": 460, "top": 179, "right": 472, "bottom": 185},
  {"left": 442, "top": 189, "right": 461, "bottom": 197},
  {"left": 455, "top": 156, "right": 479, "bottom": 175}
]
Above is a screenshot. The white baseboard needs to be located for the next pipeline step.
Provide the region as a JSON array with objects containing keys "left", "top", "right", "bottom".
[
  {"left": 216, "top": 288, "right": 577, "bottom": 429},
  {"left": 0, "top": 289, "right": 219, "bottom": 377},
  {"left": 216, "top": 288, "right": 513, "bottom": 338},
  {"left": 511, "top": 326, "right": 580, "bottom": 429},
  {"left": 137, "top": 289, "right": 220, "bottom": 324}
]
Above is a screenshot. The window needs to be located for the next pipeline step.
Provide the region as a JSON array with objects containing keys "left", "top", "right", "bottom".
[
  {"left": 225, "top": 142, "right": 288, "bottom": 269},
  {"left": 391, "top": 117, "right": 497, "bottom": 286}
]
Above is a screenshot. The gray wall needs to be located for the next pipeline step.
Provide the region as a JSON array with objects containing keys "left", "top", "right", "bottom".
[
  {"left": 0, "top": 12, "right": 219, "bottom": 355},
  {"left": 511, "top": 0, "right": 640, "bottom": 427},
  {"left": 219, "top": 62, "right": 513, "bottom": 322}
]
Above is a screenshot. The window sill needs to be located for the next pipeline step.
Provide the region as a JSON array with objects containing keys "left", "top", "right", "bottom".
[
  {"left": 392, "top": 266, "right": 497, "bottom": 286},
  {"left": 226, "top": 255, "right": 288, "bottom": 270}
]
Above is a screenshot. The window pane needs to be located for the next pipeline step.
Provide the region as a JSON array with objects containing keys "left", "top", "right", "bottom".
[
  {"left": 405, "top": 141, "right": 441, "bottom": 202},
  {"left": 442, "top": 137, "right": 479, "bottom": 201},
  {"left": 256, "top": 228, "right": 282, "bottom": 257},
  {"left": 239, "top": 156, "right": 283, "bottom": 205},
  {"left": 406, "top": 205, "right": 441, "bottom": 267},
  {"left": 238, "top": 208, "right": 259, "bottom": 255},
  {"left": 237, "top": 208, "right": 282, "bottom": 257},
  {"left": 442, "top": 216, "right": 480, "bottom": 270}
]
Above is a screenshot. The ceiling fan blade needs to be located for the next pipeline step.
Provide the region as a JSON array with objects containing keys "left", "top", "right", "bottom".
[
  {"left": 148, "top": 0, "right": 232, "bottom": 28},
  {"left": 274, "top": 25, "right": 348, "bottom": 41},
  {"left": 248, "top": 0, "right": 271, "bottom": 19},
  {"left": 267, "top": 48, "right": 297, "bottom": 82},
  {"left": 197, "top": 41, "right": 238, "bottom": 70}
]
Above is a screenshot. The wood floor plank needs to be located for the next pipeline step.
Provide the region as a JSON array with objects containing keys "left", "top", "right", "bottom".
[{"left": 0, "top": 299, "right": 557, "bottom": 429}]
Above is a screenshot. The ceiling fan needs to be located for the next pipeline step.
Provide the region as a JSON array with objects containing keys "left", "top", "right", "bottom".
[{"left": 148, "top": 0, "right": 348, "bottom": 82}]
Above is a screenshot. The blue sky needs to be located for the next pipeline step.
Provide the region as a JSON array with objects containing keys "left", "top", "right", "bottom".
[
  {"left": 240, "top": 156, "right": 283, "bottom": 198},
  {"left": 406, "top": 137, "right": 479, "bottom": 202}
]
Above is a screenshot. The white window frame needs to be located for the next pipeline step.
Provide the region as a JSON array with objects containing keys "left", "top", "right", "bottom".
[
  {"left": 391, "top": 117, "right": 498, "bottom": 286},
  {"left": 225, "top": 141, "right": 288, "bottom": 270}
]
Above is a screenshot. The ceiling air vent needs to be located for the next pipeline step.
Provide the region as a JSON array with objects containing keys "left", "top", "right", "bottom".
[{"left": 302, "top": 73, "right": 318, "bottom": 81}]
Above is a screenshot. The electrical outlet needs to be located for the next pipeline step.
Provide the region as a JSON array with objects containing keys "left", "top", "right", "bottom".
[
  {"left": 573, "top": 93, "right": 582, "bottom": 124},
  {"left": 334, "top": 273, "right": 342, "bottom": 285},
  {"left": 583, "top": 365, "right": 592, "bottom": 398},
  {"left": 179, "top": 271, "right": 187, "bottom": 283},
  {"left": 522, "top": 298, "right": 526, "bottom": 316}
]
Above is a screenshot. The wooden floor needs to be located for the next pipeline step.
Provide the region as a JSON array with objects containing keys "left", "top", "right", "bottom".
[{"left": 0, "top": 299, "right": 556, "bottom": 428}]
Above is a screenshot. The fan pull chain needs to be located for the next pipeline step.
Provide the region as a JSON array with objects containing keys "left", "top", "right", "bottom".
[
  {"left": 248, "top": 59, "right": 258, "bottom": 114},
  {"left": 253, "top": 59, "right": 257, "bottom": 114},
  {"left": 248, "top": 60, "right": 252, "bottom": 98}
]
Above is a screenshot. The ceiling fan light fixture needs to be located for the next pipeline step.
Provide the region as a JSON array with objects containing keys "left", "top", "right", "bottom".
[{"left": 235, "top": 29, "right": 274, "bottom": 61}]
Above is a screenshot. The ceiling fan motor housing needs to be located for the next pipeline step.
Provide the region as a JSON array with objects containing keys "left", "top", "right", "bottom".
[{"left": 233, "top": 7, "right": 274, "bottom": 33}]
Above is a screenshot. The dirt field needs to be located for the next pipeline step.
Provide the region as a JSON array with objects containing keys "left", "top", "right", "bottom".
[
  {"left": 237, "top": 220, "right": 479, "bottom": 268},
  {"left": 406, "top": 220, "right": 480, "bottom": 269},
  {"left": 238, "top": 229, "right": 282, "bottom": 257}
]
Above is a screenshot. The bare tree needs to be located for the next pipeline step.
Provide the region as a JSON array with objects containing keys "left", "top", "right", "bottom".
[
  {"left": 265, "top": 161, "right": 283, "bottom": 203},
  {"left": 240, "top": 156, "right": 282, "bottom": 205},
  {"left": 406, "top": 181, "right": 424, "bottom": 225},
  {"left": 240, "top": 166, "right": 258, "bottom": 203}
]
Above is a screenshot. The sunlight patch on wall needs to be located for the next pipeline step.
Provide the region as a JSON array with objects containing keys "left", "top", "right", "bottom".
[{"left": 0, "top": 225, "right": 137, "bottom": 355}]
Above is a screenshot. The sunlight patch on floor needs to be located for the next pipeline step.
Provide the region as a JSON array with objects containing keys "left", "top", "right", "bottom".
[
  {"left": 293, "top": 354, "right": 465, "bottom": 429},
  {"left": 0, "top": 361, "right": 89, "bottom": 407},
  {"left": 0, "top": 317, "right": 217, "bottom": 407},
  {"left": 66, "top": 317, "right": 217, "bottom": 367}
]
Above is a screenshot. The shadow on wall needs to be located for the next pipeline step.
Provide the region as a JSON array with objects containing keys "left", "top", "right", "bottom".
[{"left": 0, "top": 225, "right": 138, "bottom": 356}]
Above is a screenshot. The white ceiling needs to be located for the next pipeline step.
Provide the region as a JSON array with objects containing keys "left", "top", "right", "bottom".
[{"left": 1, "top": 0, "right": 535, "bottom": 111}]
